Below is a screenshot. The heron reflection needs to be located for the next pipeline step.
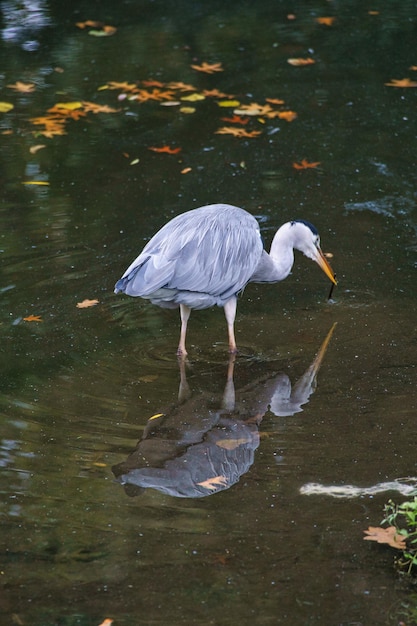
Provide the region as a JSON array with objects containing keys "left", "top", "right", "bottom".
[{"left": 112, "top": 324, "right": 336, "bottom": 498}]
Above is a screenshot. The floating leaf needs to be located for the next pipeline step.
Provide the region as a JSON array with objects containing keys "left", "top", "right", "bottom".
[
  {"left": 197, "top": 475, "right": 228, "bottom": 490},
  {"left": 53, "top": 101, "right": 83, "bottom": 111},
  {"left": 76, "top": 299, "right": 99, "bottom": 308},
  {"left": 7, "top": 81, "right": 36, "bottom": 93},
  {"left": 0, "top": 102, "right": 14, "bottom": 113},
  {"left": 315, "top": 17, "right": 336, "bottom": 26},
  {"left": 384, "top": 78, "right": 417, "bottom": 88},
  {"left": 97, "top": 620, "right": 114, "bottom": 626},
  {"left": 287, "top": 57, "right": 315, "bottom": 66},
  {"left": 220, "top": 115, "right": 249, "bottom": 124},
  {"left": 191, "top": 62, "right": 224, "bottom": 74},
  {"left": 181, "top": 167, "right": 192, "bottom": 174},
  {"left": 363, "top": 526, "right": 406, "bottom": 550},
  {"left": 233, "top": 102, "right": 274, "bottom": 116},
  {"left": 29, "top": 144, "right": 46, "bottom": 154},
  {"left": 148, "top": 413, "right": 164, "bottom": 421},
  {"left": 217, "top": 99, "right": 241, "bottom": 107},
  {"left": 265, "top": 97, "right": 285, "bottom": 105},
  {"left": 215, "top": 127, "right": 262, "bottom": 138},
  {"left": 293, "top": 159, "right": 321, "bottom": 170},
  {"left": 180, "top": 93, "right": 205, "bottom": 102},
  {"left": 138, "top": 374, "right": 159, "bottom": 383},
  {"left": 179, "top": 106, "right": 196, "bottom": 114},
  {"left": 23, "top": 315, "right": 42, "bottom": 322},
  {"left": 22, "top": 180, "right": 50, "bottom": 185},
  {"left": 148, "top": 146, "right": 182, "bottom": 154}
]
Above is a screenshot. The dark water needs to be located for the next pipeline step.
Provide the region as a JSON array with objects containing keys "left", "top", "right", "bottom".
[{"left": 1, "top": 1, "right": 417, "bottom": 624}]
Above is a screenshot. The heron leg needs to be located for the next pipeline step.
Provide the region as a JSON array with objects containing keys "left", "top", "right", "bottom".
[
  {"left": 177, "top": 304, "right": 191, "bottom": 356},
  {"left": 224, "top": 297, "right": 237, "bottom": 353}
]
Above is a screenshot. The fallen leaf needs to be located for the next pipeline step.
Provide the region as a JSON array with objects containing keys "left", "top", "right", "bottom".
[
  {"left": 180, "top": 93, "right": 205, "bottom": 102},
  {"left": 179, "top": 106, "right": 196, "bottom": 114},
  {"left": 233, "top": 102, "right": 274, "bottom": 116},
  {"left": 315, "top": 17, "right": 336, "bottom": 26},
  {"left": 97, "top": 619, "right": 113, "bottom": 626},
  {"left": 191, "top": 62, "right": 224, "bottom": 74},
  {"left": 220, "top": 115, "right": 249, "bottom": 124},
  {"left": 287, "top": 57, "right": 315, "bottom": 66},
  {"left": 22, "top": 181, "right": 50, "bottom": 185},
  {"left": 141, "top": 79, "right": 165, "bottom": 88},
  {"left": 0, "top": 102, "right": 14, "bottom": 113},
  {"left": 130, "top": 158, "right": 140, "bottom": 165},
  {"left": 217, "top": 99, "right": 241, "bottom": 108},
  {"left": 181, "top": 167, "right": 192, "bottom": 174},
  {"left": 134, "top": 88, "right": 175, "bottom": 102},
  {"left": 216, "top": 437, "right": 251, "bottom": 450},
  {"left": 384, "top": 78, "right": 417, "bottom": 88},
  {"left": 148, "top": 146, "right": 182, "bottom": 154},
  {"left": 363, "top": 526, "right": 406, "bottom": 550},
  {"left": 202, "top": 89, "right": 234, "bottom": 98},
  {"left": 269, "top": 110, "right": 298, "bottom": 122},
  {"left": 409, "top": 66, "right": 417, "bottom": 71},
  {"left": 76, "top": 299, "right": 99, "bottom": 308},
  {"left": 293, "top": 159, "right": 321, "bottom": 170},
  {"left": 105, "top": 81, "right": 139, "bottom": 92},
  {"left": 148, "top": 413, "right": 164, "bottom": 421},
  {"left": 265, "top": 97, "right": 285, "bottom": 105},
  {"left": 197, "top": 475, "right": 228, "bottom": 490},
  {"left": 29, "top": 144, "right": 46, "bottom": 154},
  {"left": 76, "top": 20, "right": 102, "bottom": 29},
  {"left": 215, "top": 127, "right": 262, "bottom": 138},
  {"left": 81, "top": 102, "right": 120, "bottom": 114},
  {"left": 23, "top": 315, "right": 42, "bottom": 322},
  {"left": 52, "top": 101, "right": 83, "bottom": 111},
  {"left": 7, "top": 81, "right": 36, "bottom": 93},
  {"left": 167, "top": 81, "right": 196, "bottom": 91}
]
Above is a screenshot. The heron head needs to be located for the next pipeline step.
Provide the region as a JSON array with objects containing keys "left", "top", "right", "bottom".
[{"left": 291, "top": 220, "right": 337, "bottom": 285}]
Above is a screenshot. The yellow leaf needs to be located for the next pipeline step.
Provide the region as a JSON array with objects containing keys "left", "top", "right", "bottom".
[
  {"left": 0, "top": 102, "right": 14, "bottom": 113},
  {"left": 76, "top": 299, "right": 99, "bottom": 308},
  {"left": 180, "top": 93, "right": 205, "bottom": 102},
  {"left": 53, "top": 101, "right": 83, "bottom": 110},
  {"left": 216, "top": 437, "right": 251, "bottom": 450},
  {"left": 179, "top": 106, "right": 196, "bottom": 114},
  {"left": 148, "top": 413, "right": 164, "bottom": 421},
  {"left": 217, "top": 99, "right": 241, "bottom": 107},
  {"left": 22, "top": 181, "right": 50, "bottom": 185}
]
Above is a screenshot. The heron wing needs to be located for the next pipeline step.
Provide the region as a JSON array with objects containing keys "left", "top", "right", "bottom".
[{"left": 116, "top": 205, "right": 263, "bottom": 301}]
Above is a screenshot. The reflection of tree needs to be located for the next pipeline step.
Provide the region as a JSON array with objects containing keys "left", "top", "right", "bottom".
[
  {"left": 112, "top": 324, "right": 336, "bottom": 498},
  {"left": 1, "top": 0, "right": 51, "bottom": 51}
]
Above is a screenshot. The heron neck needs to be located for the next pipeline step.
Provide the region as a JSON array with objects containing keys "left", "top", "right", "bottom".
[{"left": 269, "top": 228, "right": 295, "bottom": 280}]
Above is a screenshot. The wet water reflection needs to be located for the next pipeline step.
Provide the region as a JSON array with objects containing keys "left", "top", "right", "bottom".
[{"left": 113, "top": 324, "right": 335, "bottom": 498}]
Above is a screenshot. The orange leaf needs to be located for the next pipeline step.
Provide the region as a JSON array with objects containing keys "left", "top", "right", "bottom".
[
  {"left": 265, "top": 97, "right": 285, "bottom": 105},
  {"left": 197, "top": 476, "right": 228, "bottom": 491},
  {"left": 363, "top": 526, "right": 406, "bottom": 550},
  {"left": 293, "top": 159, "right": 321, "bottom": 170},
  {"left": 181, "top": 167, "right": 192, "bottom": 174},
  {"left": 315, "top": 17, "right": 336, "bottom": 26},
  {"left": 202, "top": 89, "right": 234, "bottom": 98},
  {"left": 215, "top": 127, "right": 262, "bottom": 138},
  {"left": 7, "top": 81, "right": 36, "bottom": 93},
  {"left": 220, "top": 115, "right": 249, "bottom": 124},
  {"left": 76, "top": 299, "right": 99, "bottom": 308},
  {"left": 233, "top": 102, "right": 274, "bottom": 116},
  {"left": 191, "top": 62, "right": 224, "bottom": 74},
  {"left": 287, "top": 57, "right": 315, "bottom": 66},
  {"left": 23, "top": 315, "right": 42, "bottom": 322},
  {"left": 148, "top": 146, "right": 181, "bottom": 154},
  {"left": 267, "top": 110, "right": 298, "bottom": 122},
  {"left": 384, "top": 78, "right": 417, "bottom": 88},
  {"left": 97, "top": 620, "right": 113, "bottom": 626}
]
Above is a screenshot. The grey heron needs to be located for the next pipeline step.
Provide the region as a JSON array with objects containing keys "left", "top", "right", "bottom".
[{"left": 114, "top": 203, "right": 336, "bottom": 355}]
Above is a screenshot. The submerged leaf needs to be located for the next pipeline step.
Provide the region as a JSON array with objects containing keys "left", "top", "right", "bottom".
[
  {"left": 197, "top": 475, "right": 228, "bottom": 490},
  {"left": 23, "top": 315, "right": 43, "bottom": 322},
  {"left": 0, "top": 102, "right": 14, "bottom": 113},
  {"left": 76, "top": 299, "right": 99, "bottom": 308}
]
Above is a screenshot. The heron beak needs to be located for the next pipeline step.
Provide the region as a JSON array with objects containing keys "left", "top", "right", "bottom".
[{"left": 315, "top": 247, "right": 337, "bottom": 284}]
